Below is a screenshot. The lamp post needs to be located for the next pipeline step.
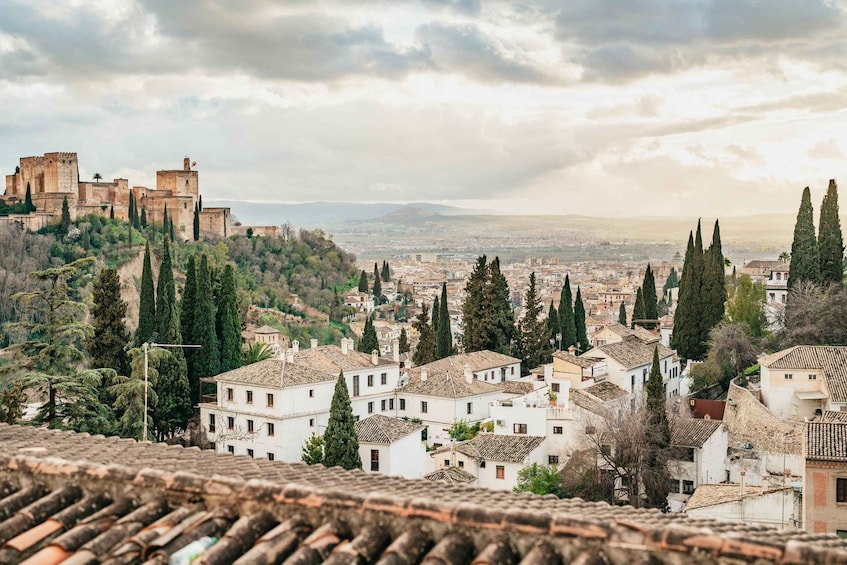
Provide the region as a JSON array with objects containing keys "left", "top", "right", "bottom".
[
  {"left": 556, "top": 332, "right": 562, "bottom": 351},
  {"left": 142, "top": 342, "right": 201, "bottom": 442}
]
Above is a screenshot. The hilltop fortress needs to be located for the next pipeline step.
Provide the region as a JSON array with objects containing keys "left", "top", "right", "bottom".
[{"left": 2, "top": 152, "right": 276, "bottom": 238}]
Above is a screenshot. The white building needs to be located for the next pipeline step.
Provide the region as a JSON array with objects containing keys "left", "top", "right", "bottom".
[
  {"left": 667, "top": 418, "right": 729, "bottom": 506},
  {"left": 430, "top": 433, "right": 546, "bottom": 491},
  {"left": 343, "top": 291, "right": 375, "bottom": 315},
  {"left": 490, "top": 396, "right": 580, "bottom": 466},
  {"left": 583, "top": 335, "right": 681, "bottom": 398},
  {"left": 685, "top": 483, "right": 797, "bottom": 529},
  {"left": 355, "top": 414, "right": 431, "bottom": 479},
  {"left": 759, "top": 345, "right": 847, "bottom": 420}
]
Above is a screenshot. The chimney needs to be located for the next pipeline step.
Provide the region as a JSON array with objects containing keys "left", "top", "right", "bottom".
[
  {"left": 292, "top": 340, "right": 299, "bottom": 353},
  {"left": 371, "top": 349, "right": 379, "bottom": 366},
  {"left": 310, "top": 338, "right": 318, "bottom": 350},
  {"left": 421, "top": 369, "right": 428, "bottom": 382},
  {"left": 286, "top": 349, "right": 294, "bottom": 363},
  {"left": 184, "top": 156, "right": 191, "bottom": 172},
  {"left": 392, "top": 338, "right": 400, "bottom": 363},
  {"left": 464, "top": 364, "right": 473, "bottom": 384},
  {"left": 568, "top": 345, "right": 576, "bottom": 355},
  {"left": 341, "top": 338, "right": 349, "bottom": 355}
]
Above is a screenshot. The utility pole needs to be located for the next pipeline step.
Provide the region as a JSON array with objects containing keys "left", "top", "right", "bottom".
[{"left": 143, "top": 342, "right": 201, "bottom": 442}]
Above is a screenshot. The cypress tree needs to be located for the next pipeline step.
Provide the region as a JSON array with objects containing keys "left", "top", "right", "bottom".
[
  {"left": 156, "top": 235, "right": 175, "bottom": 340},
  {"left": 431, "top": 295, "right": 440, "bottom": 334},
  {"left": 109, "top": 204, "right": 114, "bottom": 220},
  {"left": 398, "top": 327, "right": 410, "bottom": 354},
  {"left": 58, "top": 195, "right": 71, "bottom": 237},
  {"left": 547, "top": 301, "right": 559, "bottom": 350},
  {"left": 181, "top": 255, "right": 197, "bottom": 391},
  {"left": 645, "top": 346, "right": 671, "bottom": 507},
  {"left": 673, "top": 224, "right": 708, "bottom": 361},
  {"left": 192, "top": 202, "right": 200, "bottom": 241},
  {"left": 558, "top": 275, "right": 576, "bottom": 349},
  {"left": 436, "top": 282, "right": 452, "bottom": 359},
  {"left": 486, "top": 257, "right": 517, "bottom": 355},
  {"left": 323, "top": 372, "right": 362, "bottom": 470},
  {"left": 128, "top": 193, "right": 136, "bottom": 228},
  {"left": 217, "top": 264, "right": 243, "bottom": 372},
  {"left": 372, "top": 263, "right": 382, "bottom": 298},
  {"left": 24, "top": 182, "right": 35, "bottom": 213},
  {"left": 574, "top": 286, "right": 587, "bottom": 352},
  {"left": 788, "top": 187, "right": 820, "bottom": 290},
  {"left": 618, "top": 301, "right": 627, "bottom": 326},
  {"left": 86, "top": 267, "right": 129, "bottom": 374},
  {"left": 632, "top": 287, "right": 645, "bottom": 329},
  {"left": 358, "top": 316, "right": 379, "bottom": 355},
  {"left": 162, "top": 205, "right": 169, "bottom": 236},
  {"left": 519, "top": 272, "right": 547, "bottom": 372},
  {"left": 192, "top": 254, "right": 220, "bottom": 385},
  {"left": 381, "top": 260, "right": 390, "bottom": 282},
  {"left": 818, "top": 179, "right": 844, "bottom": 286},
  {"left": 412, "top": 304, "right": 437, "bottom": 366},
  {"left": 703, "top": 220, "right": 727, "bottom": 329},
  {"left": 169, "top": 216, "right": 175, "bottom": 241},
  {"left": 199, "top": 194, "right": 203, "bottom": 211},
  {"left": 136, "top": 241, "right": 156, "bottom": 346},
  {"left": 140, "top": 207, "right": 147, "bottom": 228},
  {"left": 642, "top": 264, "right": 658, "bottom": 329},
  {"left": 461, "top": 255, "right": 490, "bottom": 352},
  {"left": 358, "top": 270, "right": 368, "bottom": 293}
]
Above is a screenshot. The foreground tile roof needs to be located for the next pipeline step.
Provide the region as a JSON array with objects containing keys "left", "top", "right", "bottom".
[
  {"left": 806, "top": 420, "right": 847, "bottom": 462},
  {"left": 760, "top": 345, "right": 847, "bottom": 403},
  {"left": 0, "top": 423, "right": 846, "bottom": 564},
  {"left": 355, "top": 414, "right": 423, "bottom": 444}
]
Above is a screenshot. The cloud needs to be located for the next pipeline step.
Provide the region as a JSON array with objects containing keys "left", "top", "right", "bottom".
[{"left": 808, "top": 139, "right": 844, "bottom": 160}]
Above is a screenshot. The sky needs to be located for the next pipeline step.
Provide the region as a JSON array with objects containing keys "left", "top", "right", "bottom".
[{"left": 2, "top": 0, "right": 847, "bottom": 217}]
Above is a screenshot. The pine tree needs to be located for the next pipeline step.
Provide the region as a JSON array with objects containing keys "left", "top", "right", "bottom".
[
  {"left": 574, "top": 286, "right": 587, "bottom": 352},
  {"left": 412, "top": 304, "right": 437, "bottom": 366},
  {"left": 558, "top": 275, "right": 576, "bottom": 349},
  {"left": 546, "top": 301, "right": 559, "bottom": 350},
  {"left": 136, "top": 241, "right": 156, "bottom": 346},
  {"left": 217, "top": 264, "right": 243, "bottom": 372},
  {"left": 462, "top": 255, "right": 490, "bottom": 352},
  {"left": 788, "top": 187, "right": 820, "bottom": 290},
  {"left": 519, "top": 272, "right": 548, "bottom": 372},
  {"left": 486, "top": 257, "right": 517, "bottom": 355},
  {"left": 436, "top": 282, "right": 452, "bottom": 359},
  {"left": 818, "top": 179, "right": 844, "bottom": 286},
  {"left": 372, "top": 263, "right": 382, "bottom": 298},
  {"left": 323, "top": 372, "right": 362, "bottom": 470},
  {"left": 192, "top": 202, "right": 200, "bottom": 241},
  {"left": 358, "top": 270, "right": 368, "bottom": 293},
  {"left": 702, "top": 220, "right": 727, "bottom": 329},
  {"left": 632, "top": 287, "right": 645, "bottom": 329},
  {"left": 192, "top": 254, "right": 220, "bottom": 396},
  {"left": 618, "top": 301, "right": 627, "bottom": 326},
  {"left": 398, "top": 327, "right": 410, "bottom": 354},
  {"left": 359, "top": 316, "right": 380, "bottom": 355},
  {"left": 140, "top": 207, "right": 147, "bottom": 228},
  {"left": 86, "top": 267, "right": 129, "bottom": 374},
  {"left": 642, "top": 264, "right": 658, "bottom": 329},
  {"left": 156, "top": 236, "right": 175, "bottom": 340},
  {"left": 58, "top": 195, "right": 71, "bottom": 237},
  {"left": 24, "top": 182, "right": 34, "bottom": 213}
]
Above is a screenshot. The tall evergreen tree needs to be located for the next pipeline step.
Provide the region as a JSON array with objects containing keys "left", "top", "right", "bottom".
[
  {"left": 632, "top": 287, "right": 645, "bottom": 329},
  {"left": 198, "top": 194, "right": 203, "bottom": 211},
  {"left": 462, "top": 255, "right": 490, "bottom": 352},
  {"left": 702, "top": 220, "right": 727, "bottom": 329},
  {"left": 673, "top": 224, "right": 708, "bottom": 361},
  {"left": 136, "top": 241, "right": 156, "bottom": 346},
  {"left": 436, "top": 282, "right": 452, "bottom": 359},
  {"left": 644, "top": 346, "right": 671, "bottom": 507},
  {"left": 24, "top": 182, "right": 35, "bottom": 213},
  {"left": 86, "top": 267, "right": 129, "bottom": 375},
  {"left": 169, "top": 216, "right": 175, "bottom": 241},
  {"left": 140, "top": 207, "right": 147, "bottom": 228},
  {"left": 192, "top": 202, "right": 200, "bottom": 241},
  {"left": 558, "top": 275, "right": 576, "bottom": 349},
  {"left": 412, "top": 304, "right": 437, "bottom": 366},
  {"left": 519, "top": 272, "right": 548, "bottom": 372},
  {"left": 546, "top": 301, "right": 559, "bottom": 350},
  {"left": 162, "top": 205, "right": 169, "bottom": 236},
  {"left": 109, "top": 204, "right": 114, "bottom": 220},
  {"left": 358, "top": 270, "right": 368, "bottom": 293},
  {"left": 323, "top": 372, "right": 362, "bottom": 470},
  {"left": 217, "top": 264, "right": 243, "bottom": 372},
  {"left": 192, "top": 254, "right": 220, "bottom": 397},
  {"left": 181, "top": 255, "right": 197, "bottom": 356},
  {"left": 358, "top": 316, "right": 380, "bottom": 355},
  {"left": 486, "top": 257, "right": 517, "bottom": 355},
  {"left": 128, "top": 193, "right": 136, "bottom": 228},
  {"left": 618, "top": 301, "right": 627, "bottom": 326},
  {"left": 58, "top": 195, "right": 71, "bottom": 237},
  {"left": 574, "top": 286, "right": 587, "bottom": 352},
  {"left": 398, "top": 327, "right": 410, "bottom": 354},
  {"left": 153, "top": 285, "right": 191, "bottom": 439},
  {"left": 431, "top": 295, "right": 440, "bottom": 334},
  {"left": 819, "top": 179, "right": 844, "bottom": 286},
  {"left": 663, "top": 268, "right": 679, "bottom": 293},
  {"left": 381, "top": 260, "right": 390, "bottom": 282},
  {"left": 156, "top": 236, "right": 175, "bottom": 340},
  {"left": 788, "top": 187, "right": 820, "bottom": 290},
  {"left": 372, "top": 263, "right": 382, "bottom": 298},
  {"left": 641, "top": 264, "right": 658, "bottom": 329}
]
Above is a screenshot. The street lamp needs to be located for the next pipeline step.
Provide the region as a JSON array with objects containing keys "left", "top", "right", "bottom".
[
  {"left": 142, "top": 342, "right": 201, "bottom": 442},
  {"left": 556, "top": 332, "right": 562, "bottom": 351}
]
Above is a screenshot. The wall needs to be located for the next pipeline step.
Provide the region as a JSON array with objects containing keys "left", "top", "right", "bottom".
[
  {"left": 724, "top": 382, "right": 803, "bottom": 455},
  {"left": 804, "top": 460, "right": 847, "bottom": 534},
  {"left": 156, "top": 169, "right": 199, "bottom": 198},
  {"left": 200, "top": 207, "right": 229, "bottom": 238},
  {"left": 43, "top": 152, "right": 78, "bottom": 193},
  {"left": 687, "top": 489, "right": 798, "bottom": 529},
  {"left": 231, "top": 225, "right": 279, "bottom": 238},
  {"left": 761, "top": 366, "right": 825, "bottom": 420}
]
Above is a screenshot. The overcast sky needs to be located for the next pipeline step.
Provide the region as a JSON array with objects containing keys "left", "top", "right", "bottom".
[{"left": 2, "top": 0, "right": 846, "bottom": 217}]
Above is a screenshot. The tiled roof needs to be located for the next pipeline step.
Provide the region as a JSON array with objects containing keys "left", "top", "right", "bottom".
[
  {"left": 672, "top": 418, "right": 724, "bottom": 448},
  {"left": 583, "top": 381, "right": 629, "bottom": 402},
  {"left": 0, "top": 424, "right": 846, "bottom": 563},
  {"left": 355, "top": 415, "right": 423, "bottom": 444},
  {"left": 806, "top": 420, "right": 847, "bottom": 461},
  {"left": 592, "top": 336, "right": 676, "bottom": 369},
  {"left": 410, "top": 350, "right": 519, "bottom": 376},
  {"left": 431, "top": 434, "right": 545, "bottom": 463},
  {"left": 212, "top": 359, "right": 336, "bottom": 388},
  {"left": 686, "top": 484, "right": 792, "bottom": 511},
  {"left": 552, "top": 351, "right": 603, "bottom": 368},
  {"left": 599, "top": 323, "right": 659, "bottom": 344},
  {"left": 502, "top": 381, "right": 534, "bottom": 395},
  {"left": 820, "top": 410, "right": 847, "bottom": 423},
  {"left": 422, "top": 467, "right": 476, "bottom": 485},
  {"left": 292, "top": 345, "right": 398, "bottom": 373},
  {"left": 253, "top": 324, "right": 279, "bottom": 334},
  {"left": 400, "top": 371, "right": 504, "bottom": 399},
  {"left": 760, "top": 346, "right": 847, "bottom": 403}
]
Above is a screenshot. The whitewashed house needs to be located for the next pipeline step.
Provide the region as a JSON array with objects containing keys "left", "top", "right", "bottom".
[
  {"left": 685, "top": 483, "right": 797, "bottom": 529},
  {"left": 667, "top": 418, "right": 729, "bottom": 505},
  {"left": 583, "top": 335, "right": 681, "bottom": 398},
  {"left": 759, "top": 346, "right": 847, "bottom": 420},
  {"left": 343, "top": 291, "right": 375, "bottom": 315},
  {"left": 355, "top": 414, "right": 431, "bottom": 479}
]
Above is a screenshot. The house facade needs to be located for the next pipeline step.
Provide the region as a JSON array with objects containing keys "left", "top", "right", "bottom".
[
  {"left": 667, "top": 419, "right": 729, "bottom": 503},
  {"left": 583, "top": 335, "right": 681, "bottom": 398},
  {"left": 760, "top": 346, "right": 847, "bottom": 420},
  {"left": 804, "top": 415, "right": 847, "bottom": 534},
  {"left": 355, "top": 414, "right": 430, "bottom": 479}
]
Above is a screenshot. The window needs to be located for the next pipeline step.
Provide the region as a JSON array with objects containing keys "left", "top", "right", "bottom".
[
  {"left": 381, "top": 399, "right": 387, "bottom": 411},
  {"left": 513, "top": 423, "right": 528, "bottom": 434},
  {"left": 247, "top": 449, "right": 254, "bottom": 458},
  {"left": 683, "top": 480, "right": 695, "bottom": 494},
  {"left": 785, "top": 373, "right": 793, "bottom": 380},
  {"left": 496, "top": 465, "right": 505, "bottom": 479},
  {"left": 668, "top": 479, "right": 680, "bottom": 494},
  {"left": 208, "top": 414, "right": 216, "bottom": 433},
  {"left": 371, "top": 449, "right": 380, "bottom": 472},
  {"left": 227, "top": 416, "right": 235, "bottom": 430},
  {"left": 389, "top": 398, "right": 394, "bottom": 410},
  {"left": 837, "top": 478, "right": 847, "bottom": 503},
  {"left": 309, "top": 389, "right": 314, "bottom": 398},
  {"left": 266, "top": 393, "right": 274, "bottom": 407},
  {"left": 247, "top": 419, "right": 254, "bottom": 433},
  {"left": 444, "top": 459, "right": 450, "bottom": 466},
  {"left": 246, "top": 390, "right": 253, "bottom": 404},
  {"left": 511, "top": 367, "right": 515, "bottom": 375},
  {"left": 368, "top": 402, "right": 374, "bottom": 414},
  {"left": 421, "top": 401, "right": 428, "bottom": 414},
  {"left": 631, "top": 375, "right": 635, "bottom": 389},
  {"left": 809, "top": 374, "right": 817, "bottom": 380},
  {"left": 553, "top": 426, "right": 563, "bottom": 435},
  {"left": 226, "top": 388, "right": 234, "bottom": 401},
  {"left": 227, "top": 445, "right": 234, "bottom": 454},
  {"left": 399, "top": 399, "right": 406, "bottom": 410},
  {"left": 381, "top": 373, "right": 387, "bottom": 385},
  {"left": 458, "top": 460, "right": 464, "bottom": 468},
  {"left": 309, "top": 418, "right": 315, "bottom": 427},
  {"left": 551, "top": 383, "right": 560, "bottom": 393},
  {"left": 267, "top": 453, "right": 275, "bottom": 461},
  {"left": 353, "top": 376, "right": 360, "bottom": 396},
  {"left": 267, "top": 423, "right": 275, "bottom": 437},
  {"left": 480, "top": 460, "right": 486, "bottom": 468},
  {"left": 664, "top": 360, "right": 667, "bottom": 372},
  {"left": 467, "top": 402, "right": 473, "bottom": 415},
  {"left": 548, "top": 455, "right": 560, "bottom": 464},
  {"left": 368, "top": 374, "right": 374, "bottom": 387}
]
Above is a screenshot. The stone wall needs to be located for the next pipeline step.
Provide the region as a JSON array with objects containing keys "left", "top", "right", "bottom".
[
  {"left": 231, "top": 224, "right": 279, "bottom": 237},
  {"left": 43, "top": 152, "right": 78, "bottom": 194},
  {"left": 200, "top": 207, "right": 229, "bottom": 237},
  {"left": 725, "top": 381, "right": 803, "bottom": 454}
]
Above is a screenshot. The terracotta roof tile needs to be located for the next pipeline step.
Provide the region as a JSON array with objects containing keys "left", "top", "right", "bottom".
[
  {"left": 430, "top": 434, "right": 545, "bottom": 463},
  {"left": 212, "top": 359, "right": 336, "bottom": 388},
  {"left": 400, "top": 371, "right": 504, "bottom": 398},
  {"left": 671, "top": 418, "right": 723, "bottom": 448},
  {"left": 760, "top": 345, "right": 847, "bottom": 403},
  {"left": 591, "top": 336, "right": 675, "bottom": 369},
  {"left": 422, "top": 467, "right": 476, "bottom": 485},
  {"left": 355, "top": 414, "right": 423, "bottom": 444},
  {"left": 806, "top": 420, "right": 847, "bottom": 461}
]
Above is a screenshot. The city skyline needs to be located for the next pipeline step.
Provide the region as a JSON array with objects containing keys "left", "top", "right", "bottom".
[{"left": 2, "top": 0, "right": 846, "bottom": 216}]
